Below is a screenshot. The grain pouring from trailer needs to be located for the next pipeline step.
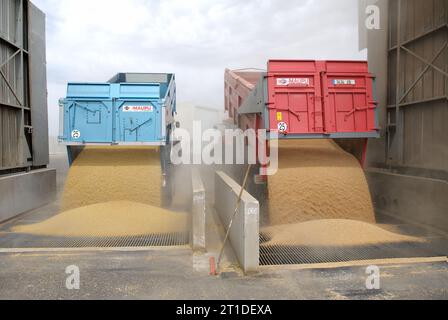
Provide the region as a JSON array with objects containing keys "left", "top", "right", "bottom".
[
  {"left": 225, "top": 60, "right": 379, "bottom": 173},
  {"left": 224, "top": 60, "right": 380, "bottom": 225},
  {"left": 58, "top": 73, "right": 178, "bottom": 206},
  {"left": 11, "top": 73, "right": 190, "bottom": 241}
]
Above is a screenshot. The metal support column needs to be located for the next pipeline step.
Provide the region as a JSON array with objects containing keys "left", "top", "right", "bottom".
[{"left": 394, "top": 0, "right": 404, "bottom": 165}]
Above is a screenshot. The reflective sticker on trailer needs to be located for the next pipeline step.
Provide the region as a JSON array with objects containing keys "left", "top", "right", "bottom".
[
  {"left": 71, "top": 130, "right": 81, "bottom": 139},
  {"left": 277, "top": 112, "right": 283, "bottom": 121},
  {"left": 278, "top": 122, "right": 288, "bottom": 133},
  {"left": 333, "top": 79, "right": 356, "bottom": 86},
  {"left": 123, "top": 105, "right": 154, "bottom": 112},
  {"left": 277, "top": 78, "right": 310, "bottom": 87}
]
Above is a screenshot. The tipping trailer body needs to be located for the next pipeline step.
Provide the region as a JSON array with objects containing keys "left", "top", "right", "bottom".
[
  {"left": 225, "top": 60, "right": 380, "bottom": 167},
  {"left": 58, "top": 73, "right": 177, "bottom": 206},
  {"left": 225, "top": 60, "right": 379, "bottom": 138},
  {"left": 59, "top": 73, "right": 176, "bottom": 146}
]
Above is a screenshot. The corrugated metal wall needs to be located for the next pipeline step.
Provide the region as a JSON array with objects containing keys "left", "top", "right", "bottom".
[
  {"left": 28, "top": 2, "right": 49, "bottom": 166},
  {"left": 0, "top": 0, "right": 26, "bottom": 170},
  {"left": 363, "top": 0, "right": 448, "bottom": 232},
  {"left": 0, "top": 0, "right": 48, "bottom": 172},
  {"left": 0, "top": 107, "right": 20, "bottom": 168},
  {"left": 386, "top": 0, "right": 447, "bottom": 175}
]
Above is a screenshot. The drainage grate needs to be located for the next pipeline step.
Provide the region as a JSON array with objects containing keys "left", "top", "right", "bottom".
[
  {"left": 259, "top": 233, "right": 447, "bottom": 266},
  {"left": 0, "top": 232, "right": 190, "bottom": 249}
]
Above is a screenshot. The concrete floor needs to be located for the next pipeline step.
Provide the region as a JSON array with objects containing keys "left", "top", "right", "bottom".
[
  {"left": 0, "top": 250, "right": 447, "bottom": 300},
  {"left": 0, "top": 153, "right": 447, "bottom": 300}
]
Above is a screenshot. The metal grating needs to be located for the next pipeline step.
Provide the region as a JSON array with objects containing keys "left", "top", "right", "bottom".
[
  {"left": 259, "top": 233, "right": 447, "bottom": 266},
  {"left": 0, "top": 232, "right": 190, "bottom": 249}
]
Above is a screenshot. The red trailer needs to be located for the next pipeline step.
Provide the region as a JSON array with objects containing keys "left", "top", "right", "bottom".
[{"left": 224, "top": 60, "right": 379, "bottom": 168}]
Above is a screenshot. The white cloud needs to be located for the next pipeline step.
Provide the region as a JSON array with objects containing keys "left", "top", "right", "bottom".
[{"left": 31, "top": 0, "right": 365, "bottom": 135}]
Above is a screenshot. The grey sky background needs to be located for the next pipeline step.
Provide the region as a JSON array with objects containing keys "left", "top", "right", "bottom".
[{"left": 31, "top": 0, "right": 365, "bottom": 136}]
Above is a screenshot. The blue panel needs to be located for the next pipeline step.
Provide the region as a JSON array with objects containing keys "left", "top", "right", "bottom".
[
  {"left": 61, "top": 75, "right": 176, "bottom": 145},
  {"left": 67, "top": 83, "right": 111, "bottom": 99},
  {"left": 118, "top": 83, "right": 160, "bottom": 99},
  {"left": 116, "top": 100, "right": 162, "bottom": 143},
  {"left": 64, "top": 100, "right": 113, "bottom": 143},
  {"left": 159, "top": 83, "right": 169, "bottom": 97}
]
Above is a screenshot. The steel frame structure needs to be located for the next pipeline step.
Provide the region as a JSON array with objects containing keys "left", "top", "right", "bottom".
[{"left": 386, "top": 0, "right": 448, "bottom": 166}]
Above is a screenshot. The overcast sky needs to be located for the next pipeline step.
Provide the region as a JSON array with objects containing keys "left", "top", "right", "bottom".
[{"left": 31, "top": 0, "right": 365, "bottom": 136}]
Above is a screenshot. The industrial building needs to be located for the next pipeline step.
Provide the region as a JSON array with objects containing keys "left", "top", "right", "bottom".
[
  {"left": 0, "top": 0, "right": 55, "bottom": 222},
  {"left": 362, "top": 0, "right": 448, "bottom": 233},
  {"left": 0, "top": 0, "right": 446, "bottom": 301}
]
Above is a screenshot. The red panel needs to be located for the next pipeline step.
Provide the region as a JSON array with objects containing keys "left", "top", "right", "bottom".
[
  {"left": 267, "top": 60, "right": 377, "bottom": 135},
  {"left": 267, "top": 60, "right": 323, "bottom": 134},
  {"left": 225, "top": 61, "right": 377, "bottom": 136},
  {"left": 326, "top": 65, "right": 377, "bottom": 133},
  {"left": 224, "top": 69, "right": 264, "bottom": 126},
  {"left": 325, "top": 60, "right": 369, "bottom": 73}
]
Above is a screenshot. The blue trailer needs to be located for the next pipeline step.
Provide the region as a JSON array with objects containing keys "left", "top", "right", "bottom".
[
  {"left": 58, "top": 73, "right": 177, "bottom": 206},
  {"left": 59, "top": 73, "right": 176, "bottom": 146}
]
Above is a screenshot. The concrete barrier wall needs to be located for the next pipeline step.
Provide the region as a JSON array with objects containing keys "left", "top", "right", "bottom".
[
  {"left": 366, "top": 169, "right": 448, "bottom": 233},
  {"left": 0, "top": 169, "right": 57, "bottom": 222},
  {"left": 191, "top": 168, "right": 206, "bottom": 251},
  {"left": 214, "top": 171, "right": 259, "bottom": 273},
  {"left": 49, "top": 136, "right": 67, "bottom": 154}
]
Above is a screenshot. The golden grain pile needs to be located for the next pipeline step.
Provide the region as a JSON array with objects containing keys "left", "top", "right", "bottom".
[
  {"left": 263, "top": 139, "right": 423, "bottom": 247},
  {"left": 267, "top": 139, "right": 375, "bottom": 225},
  {"left": 14, "top": 146, "right": 187, "bottom": 238},
  {"left": 262, "top": 219, "right": 422, "bottom": 247},
  {"left": 12, "top": 201, "right": 187, "bottom": 237},
  {"left": 61, "top": 146, "right": 162, "bottom": 211}
]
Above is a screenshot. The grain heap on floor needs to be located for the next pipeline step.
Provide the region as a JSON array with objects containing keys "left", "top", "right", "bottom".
[
  {"left": 261, "top": 219, "right": 423, "bottom": 247},
  {"left": 264, "top": 139, "right": 423, "bottom": 247},
  {"left": 267, "top": 139, "right": 375, "bottom": 225},
  {"left": 13, "top": 147, "right": 187, "bottom": 238},
  {"left": 12, "top": 201, "right": 187, "bottom": 237}
]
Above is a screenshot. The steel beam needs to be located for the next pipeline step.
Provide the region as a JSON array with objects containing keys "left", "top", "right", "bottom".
[
  {"left": 0, "top": 34, "right": 21, "bottom": 51},
  {"left": 399, "top": 42, "right": 448, "bottom": 104},
  {"left": 0, "top": 101, "right": 29, "bottom": 110},
  {"left": 0, "top": 69, "right": 23, "bottom": 106},
  {"left": 387, "top": 96, "right": 448, "bottom": 109},
  {"left": 0, "top": 49, "right": 21, "bottom": 69},
  {"left": 401, "top": 42, "right": 448, "bottom": 77},
  {"left": 389, "top": 24, "right": 448, "bottom": 51},
  {"left": 394, "top": 0, "right": 404, "bottom": 165}
]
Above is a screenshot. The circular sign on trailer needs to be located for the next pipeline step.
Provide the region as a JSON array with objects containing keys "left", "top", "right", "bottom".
[
  {"left": 278, "top": 122, "right": 288, "bottom": 134},
  {"left": 71, "top": 130, "right": 81, "bottom": 139}
]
